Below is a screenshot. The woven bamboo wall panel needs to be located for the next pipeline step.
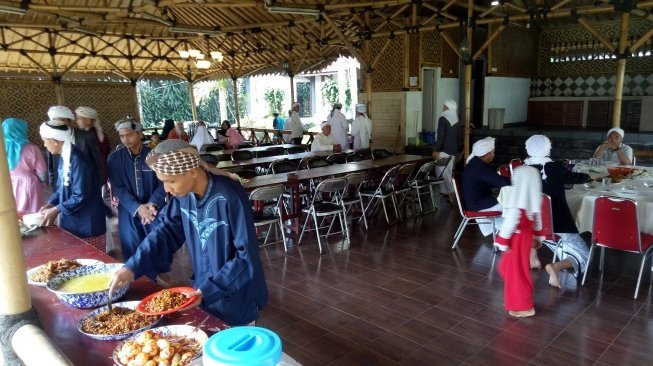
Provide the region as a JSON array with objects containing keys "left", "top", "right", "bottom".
[
  {"left": 63, "top": 83, "right": 139, "bottom": 148},
  {"left": 538, "top": 19, "right": 653, "bottom": 77},
  {"left": 370, "top": 37, "right": 405, "bottom": 91},
  {"left": 441, "top": 31, "right": 459, "bottom": 78},
  {"left": 409, "top": 33, "right": 420, "bottom": 82},
  {"left": 490, "top": 26, "right": 538, "bottom": 76},
  {"left": 0, "top": 81, "right": 57, "bottom": 144},
  {"left": 421, "top": 30, "right": 442, "bottom": 65}
]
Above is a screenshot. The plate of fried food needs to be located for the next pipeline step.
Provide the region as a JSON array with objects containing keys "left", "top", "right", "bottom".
[
  {"left": 78, "top": 301, "right": 162, "bottom": 341},
  {"left": 26, "top": 258, "right": 104, "bottom": 287},
  {"left": 136, "top": 287, "right": 200, "bottom": 316},
  {"left": 113, "top": 325, "right": 207, "bottom": 366}
]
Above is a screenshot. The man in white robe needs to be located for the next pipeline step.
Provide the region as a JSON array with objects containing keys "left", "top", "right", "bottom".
[
  {"left": 351, "top": 103, "right": 372, "bottom": 149},
  {"left": 311, "top": 122, "right": 340, "bottom": 152},
  {"left": 286, "top": 102, "right": 306, "bottom": 144},
  {"left": 326, "top": 102, "right": 349, "bottom": 149}
]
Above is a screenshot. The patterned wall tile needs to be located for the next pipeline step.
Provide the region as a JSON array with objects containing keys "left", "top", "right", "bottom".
[{"left": 530, "top": 73, "right": 653, "bottom": 97}]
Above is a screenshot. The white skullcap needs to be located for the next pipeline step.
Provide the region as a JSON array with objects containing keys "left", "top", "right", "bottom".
[
  {"left": 272, "top": 109, "right": 279, "bottom": 114},
  {"left": 321, "top": 121, "right": 329, "bottom": 129},
  {"left": 355, "top": 103, "right": 367, "bottom": 113},
  {"left": 525, "top": 135, "right": 551, "bottom": 158},
  {"left": 48, "top": 106, "right": 75, "bottom": 121},
  {"left": 74, "top": 106, "right": 98, "bottom": 120},
  {"left": 39, "top": 121, "right": 73, "bottom": 186},
  {"left": 607, "top": 127, "right": 624, "bottom": 139},
  {"left": 466, "top": 137, "right": 495, "bottom": 163},
  {"left": 114, "top": 118, "right": 143, "bottom": 132},
  {"left": 292, "top": 102, "right": 300, "bottom": 109},
  {"left": 444, "top": 99, "right": 457, "bottom": 110},
  {"left": 333, "top": 102, "right": 342, "bottom": 109}
]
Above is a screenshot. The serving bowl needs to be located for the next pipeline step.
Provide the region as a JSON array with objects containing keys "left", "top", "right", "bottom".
[
  {"left": 607, "top": 166, "right": 636, "bottom": 177},
  {"left": 46, "top": 263, "right": 128, "bottom": 308},
  {"left": 27, "top": 258, "right": 104, "bottom": 287},
  {"left": 113, "top": 325, "right": 208, "bottom": 366},
  {"left": 78, "top": 301, "right": 162, "bottom": 341}
]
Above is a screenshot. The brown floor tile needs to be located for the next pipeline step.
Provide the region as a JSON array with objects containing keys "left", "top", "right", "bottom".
[
  {"left": 448, "top": 318, "right": 503, "bottom": 346},
  {"left": 391, "top": 318, "right": 447, "bottom": 345},
  {"left": 379, "top": 277, "right": 423, "bottom": 295},
  {"left": 415, "top": 306, "right": 466, "bottom": 331},
  {"left": 382, "top": 295, "right": 433, "bottom": 318},
  {"left": 425, "top": 332, "right": 486, "bottom": 362},
  {"left": 465, "top": 347, "right": 534, "bottom": 366},
  {"left": 329, "top": 318, "right": 387, "bottom": 345},
  {"left": 546, "top": 330, "right": 610, "bottom": 362},
  {"left": 309, "top": 307, "right": 357, "bottom": 329},
  {"left": 529, "top": 346, "right": 596, "bottom": 366},
  {"left": 275, "top": 319, "right": 329, "bottom": 346},
  {"left": 356, "top": 285, "right": 405, "bottom": 306},
  {"left": 328, "top": 347, "right": 396, "bottom": 365},
  {"left": 299, "top": 332, "right": 358, "bottom": 364},
  {"left": 596, "top": 343, "right": 653, "bottom": 364},
  {"left": 433, "top": 295, "right": 487, "bottom": 317},
  {"left": 397, "top": 346, "right": 462, "bottom": 366},
  {"left": 363, "top": 332, "right": 422, "bottom": 363},
  {"left": 484, "top": 330, "right": 549, "bottom": 361}
]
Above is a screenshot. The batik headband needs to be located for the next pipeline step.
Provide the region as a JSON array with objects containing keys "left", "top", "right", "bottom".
[{"left": 146, "top": 147, "right": 200, "bottom": 175}]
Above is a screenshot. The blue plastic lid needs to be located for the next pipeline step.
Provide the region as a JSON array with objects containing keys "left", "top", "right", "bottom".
[{"left": 203, "top": 326, "right": 282, "bottom": 366}]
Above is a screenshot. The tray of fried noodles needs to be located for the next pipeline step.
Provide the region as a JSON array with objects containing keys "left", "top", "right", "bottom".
[
  {"left": 113, "top": 325, "right": 207, "bottom": 366},
  {"left": 136, "top": 287, "right": 200, "bottom": 316},
  {"left": 27, "top": 258, "right": 103, "bottom": 287},
  {"left": 77, "top": 301, "right": 161, "bottom": 341}
]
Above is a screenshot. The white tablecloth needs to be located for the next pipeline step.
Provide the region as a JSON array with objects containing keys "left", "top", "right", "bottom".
[{"left": 566, "top": 179, "right": 653, "bottom": 235}]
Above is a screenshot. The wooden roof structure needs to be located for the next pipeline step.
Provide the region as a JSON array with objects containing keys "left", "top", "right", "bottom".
[{"left": 1, "top": 0, "right": 652, "bottom": 83}]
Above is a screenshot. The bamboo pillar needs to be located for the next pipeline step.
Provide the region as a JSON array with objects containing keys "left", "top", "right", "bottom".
[
  {"left": 131, "top": 79, "right": 141, "bottom": 120},
  {"left": 463, "top": 0, "right": 473, "bottom": 160},
  {"left": 232, "top": 77, "right": 240, "bottom": 128},
  {"left": 365, "top": 71, "right": 372, "bottom": 116},
  {"left": 612, "top": 12, "right": 630, "bottom": 127},
  {"left": 53, "top": 78, "right": 65, "bottom": 105},
  {"left": 289, "top": 75, "right": 295, "bottom": 108},
  {"left": 188, "top": 79, "right": 198, "bottom": 121}
]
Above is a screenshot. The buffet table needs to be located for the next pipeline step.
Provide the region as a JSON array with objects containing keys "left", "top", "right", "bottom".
[{"left": 22, "top": 227, "right": 228, "bottom": 366}]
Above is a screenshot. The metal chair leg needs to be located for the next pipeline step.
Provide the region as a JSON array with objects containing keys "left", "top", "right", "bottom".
[
  {"left": 451, "top": 218, "right": 469, "bottom": 250},
  {"left": 279, "top": 220, "right": 288, "bottom": 252},
  {"left": 298, "top": 209, "right": 312, "bottom": 245},
  {"left": 358, "top": 196, "right": 368, "bottom": 230},
  {"left": 313, "top": 211, "right": 324, "bottom": 253},
  {"left": 581, "top": 243, "right": 596, "bottom": 286},
  {"left": 634, "top": 254, "right": 648, "bottom": 300}
]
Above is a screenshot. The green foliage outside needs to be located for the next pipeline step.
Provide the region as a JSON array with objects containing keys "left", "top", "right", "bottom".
[
  {"left": 320, "top": 78, "right": 339, "bottom": 107},
  {"left": 137, "top": 78, "right": 248, "bottom": 128},
  {"left": 344, "top": 80, "right": 352, "bottom": 111},
  {"left": 263, "top": 88, "right": 285, "bottom": 118}
]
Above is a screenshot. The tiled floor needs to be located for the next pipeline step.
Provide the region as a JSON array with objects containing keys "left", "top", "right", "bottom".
[{"left": 256, "top": 201, "right": 653, "bottom": 365}]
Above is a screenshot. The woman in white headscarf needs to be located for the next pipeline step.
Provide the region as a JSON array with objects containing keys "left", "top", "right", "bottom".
[
  {"left": 592, "top": 127, "right": 633, "bottom": 165},
  {"left": 524, "top": 135, "right": 593, "bottom": 288},
  {"left": 38, "top": 121, "right": 107, "bottom": 244},
  {"left": 351, "top": 103, "right": 372, "bottom": 149},
  {"left": 495, "top": 166, "right": 545, "bottom": 318},
  {"left": 432, "top": 99, "right": 461, "bottom": 196},
  {"left": 190, "top": 121, "right": 215, "bottom": 150}
]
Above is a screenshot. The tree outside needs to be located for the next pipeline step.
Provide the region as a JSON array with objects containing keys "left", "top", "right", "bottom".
[{"left": 263, "top": 88, "right": 285, "bottom": 118}]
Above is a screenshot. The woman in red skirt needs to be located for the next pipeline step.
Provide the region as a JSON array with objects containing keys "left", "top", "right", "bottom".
[{"left": 494, "top": 166, "right": 545, "bottom": 317}]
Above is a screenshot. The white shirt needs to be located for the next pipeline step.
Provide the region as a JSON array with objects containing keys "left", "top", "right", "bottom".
[
  {"left": 311, "top": 133, "right": 336, "bottom": 152},
  {"left": 327, "top": 110, "right": 349, "bottom": 149},
  {"left": 190, "top": 125, "right": 215, "bottom": 150},
  {"left": 287, "top": 111, "right": 305, "bottom": 139},
  {"left": 594, "top": 143, "right": 633, "bottom": 164},
  {"left": 351, "top": 115, "right": 372, "bottom": 149}
]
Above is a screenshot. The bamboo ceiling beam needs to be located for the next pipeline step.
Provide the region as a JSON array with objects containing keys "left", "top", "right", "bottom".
[
  {"left": 551, "top": 0, "right": 573, "bottom": 11},
  {"left": 390, "top": 4, "right": 410, "bottom": 20},
  {"left": 18, "top": 51, "right": 51, "bottom": 76},
  {"left": 479, "top": 4, "right": 501, "bottom": 18},
  {"left": 442, "top": 0, "right": 458, "bottom": 12},
  {"left": 473, "top": 24, "right": 505, "bottom": 60},
  {"left": 324, "top": 0, "right": 410, "bottom": 10},
  {"left": 295, "top": 49, "right": 310, "bottom": 75},
  {"left": 422, "top": 3, "right": 459, "bottom": 22},
  {"left": 370, "top": 39, "right": 392, "bottom": 69},
  {"left": 101, "top": 57, "right": 132, "bottom": 80},
  {"left": 167, "top": 1, "right": 259, "bottom": 9},
  {"left": 60, "top": 55, "right": 87, "bottom": 76},
  {"left": 236, "top": 53, "right": 249, "bottom": 77},
  {"left": 322, "top": 12, "right": 368, "bottom": 70},
  {"left": 577, "top": 17, "right": 617, "bottom": 53},
  {"left": 504, "top": 2, "right": 527, "bottom": 13},
  {"left": 136, "top": 59, "right": 158, "bottom": 80},
  {"left": 439, "top": 32, "right": 462, "bottom": 59},
  {"left": 421, "top": 12, "right": 440, "bottom": 27},
  {"left": 630, "top": 26, "right": 653, "bottom": 52}
]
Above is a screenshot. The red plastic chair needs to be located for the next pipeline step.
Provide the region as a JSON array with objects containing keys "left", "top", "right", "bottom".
[
  {"left": 509, "top": 158, "right": 523, "bottom": 176},
  {"left": 451, "top": 174, "right": 502, "bottom": 250},
  {"left": 581, "top": 196, "right": 653, "bottom": 299}
]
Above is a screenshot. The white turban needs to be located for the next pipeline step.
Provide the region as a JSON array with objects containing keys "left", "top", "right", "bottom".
[
  {"left": 74, "top": 106, "right": 98, "bottom": 120},
  {"left": 114, "top": 118, "right": 143, "bottom": 132},
  {"left": 444, "top": 99, "right": 457, "bottom": 110},
  {"left": 355, "top": 103, "right": 367, "bottom": 113},
  {"left": 272, "top": 109, "right": 279, "bottom": 115},
  {"left": 321, "top": 121, "right": 329, "bottom": 129},
  {"left": 466, "top": 137, "right": 495, "bottom": 163},
  {"left": 524, "top": 135, "right": 553, "bottom": 180},
  {"left": 75, "top": 106, "right": 105, "bottom": 142},
  {"left": 40, "top": 121, "right": 73, "bottom": 187},
  {"left": 607, "top": 127, "right": 624, "bottom": 139},
  {"left": 47, "top": 106, "right": 75, "bottom": 121}
]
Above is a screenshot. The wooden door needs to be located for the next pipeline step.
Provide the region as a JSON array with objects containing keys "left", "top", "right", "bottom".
[{"left": 587, "top": 101, "right": 612, "bottom": 129}]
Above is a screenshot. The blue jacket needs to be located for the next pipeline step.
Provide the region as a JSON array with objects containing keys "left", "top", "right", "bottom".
[{"left": 462, "top": 156, "right": 510, "bottom": 211}]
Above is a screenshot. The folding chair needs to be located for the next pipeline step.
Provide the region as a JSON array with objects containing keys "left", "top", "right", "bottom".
[
  {"left": 451, "top": 174, "right": 502, "bottom": 250},
  {"left": 326, "top": 152, "right": 348, "bottom": 165},
  {"left": 428, "top": 156, "right": 453, "bottom": 206},
  {"left": 342, "top": 172, "right": 368, "bottom": 230},
  {"left": 360, "top": 165, "right": 400, "bottom": 224},
  {"left": 269, "top": 159, "right": 297, "bottom": 174},
  {"left": 354, "top": 148, "right": 372, "bottom": 159},
  {"left": 393, "top": 163, "right": 418, "bottom": 220},
  {"left": 234, "top": 169, "right": 258, "bottom": 179},
  {"left": 249, "top": 184, "right": 287, "bottom": 251},
  {"left": 200, "top": 143, "right": 224, "bottom": 153},
  {"left": 410, "top": 161, "right": 437, "bottom": 214},
  {"left": 509, "top": 158, "right": 523, "bottom": 176},
  {"left": 255, "top": 150, "right": 274, "bottom": 158},
  {"left": 231, "top": 150, "right": 254, "bottom": 161},
  {"left": 345, "top": 153, "right": 364, "bottom": 163},
  {"left": 306, "top": 157, "right": 331, "bottom": 169},
  {"left": 581, "top": 196, "right": 653, "bottom": 299},
  {"left": 298, "top": 177, "right": 350, "bottom": 253},
  {"left": 265, "top": 146, "right": 287, "bottom": 156},
  {"left": 199, "top": 154, "right": 218, "bottom": 165},
  {"left": 236, "top": 142, "right": 254, "bottom": 149},
  {"left": 373, "top": 148, "right": 392, "bottom": 159},
  {"left": 215, "top": 154, "right": 232, "bottom": 162},
  {"left": 287, "top": 146, "right": 306, "bottom": 154}
]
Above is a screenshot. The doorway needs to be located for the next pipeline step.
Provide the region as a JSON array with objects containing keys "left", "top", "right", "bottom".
[{"left": 422, "top": 67, "right": 440, "bottom": 132}]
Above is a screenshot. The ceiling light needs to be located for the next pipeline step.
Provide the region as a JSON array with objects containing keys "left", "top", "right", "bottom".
[
  {"left": 210, "top": 51, "right": 224, "bottom": 62},
  {"left": 266, "top": 6, "right": 320, "bottom": 16},
  {"left": 490, "top": 1, "right": 500, "bottom": 5},
  {"left": 0, "top": 5, "right": 27, "bottom": 15},
  {"left": 188, "top": 49, "right": 202, "bottom": 58},
  {"left": 178, "top": 50, "right": 190, "bottom": 58},
  {"left": 196, "top": 60, "right": 211, "bottom": 69}
]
